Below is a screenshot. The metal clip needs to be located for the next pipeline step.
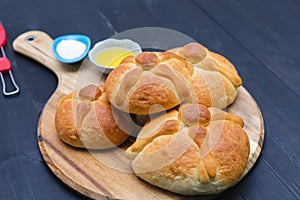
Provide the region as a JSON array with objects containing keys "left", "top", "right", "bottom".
[
  {"left": 0, "top": 47, "right": 19, "bottom": 96},
  {"left": 0, "top": 70, "right": 19, "bottom": 95}
]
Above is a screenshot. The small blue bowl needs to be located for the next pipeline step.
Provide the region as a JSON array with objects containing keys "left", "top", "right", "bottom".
[{"left": 52, "top": 34, "right": 91, "bottom": 64}]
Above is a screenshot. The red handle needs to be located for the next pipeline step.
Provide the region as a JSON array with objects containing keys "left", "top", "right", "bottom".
[
  {"left": 0, "top": 57, "right": 11, "bottom": 72},
  {"left": 0, "top": 24, "right": 7, "bottom": 47}
]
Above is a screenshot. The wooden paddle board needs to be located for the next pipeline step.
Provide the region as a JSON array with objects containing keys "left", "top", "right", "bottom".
[{"left": 13, "top": 31, "right": 264, "bottom": 200}]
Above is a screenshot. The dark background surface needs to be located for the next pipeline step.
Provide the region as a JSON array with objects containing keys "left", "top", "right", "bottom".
[{"left": 0, "top": 0, "right": 299, "bottom": 199}]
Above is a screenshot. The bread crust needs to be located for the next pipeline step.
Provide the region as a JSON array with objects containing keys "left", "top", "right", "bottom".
[
  {"left": 126, "top": 104, "right": 250, "bottom": 195},
  {"left": 55, "top": 84, "right": 129, "bottom": 149},
  {"left": 105, "top": 52, "right": 194, "bottom": 115}
]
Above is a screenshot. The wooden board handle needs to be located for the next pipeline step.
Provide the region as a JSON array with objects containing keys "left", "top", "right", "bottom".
[
  {"left": 12, "top": 30, "right": 83, "bottom": 92},
  {"left": 12, "top": 30, "right": 79, "bottom": 79}
]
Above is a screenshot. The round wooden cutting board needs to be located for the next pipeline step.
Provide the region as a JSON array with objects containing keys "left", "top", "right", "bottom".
[{"left": 13, "top": 31, "right": 264, "bottom": 200}]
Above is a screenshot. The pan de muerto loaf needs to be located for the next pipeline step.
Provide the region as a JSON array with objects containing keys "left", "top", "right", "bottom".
[
  {"left": 105, "top": 51, "right": 194, "bottom": 115},
  {"left": 126, "top": 103, "right": 250, "bottom": 195},
  {"left": 55, "top": 84, "right": 130, "bottom": 149},
  {"left": 169, "top": 42, "right": 242, "bottom": 108}
]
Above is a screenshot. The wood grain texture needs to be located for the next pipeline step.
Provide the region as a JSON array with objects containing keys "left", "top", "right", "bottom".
[{"left": 13, "top": 31, "right": 264, "bottom": 200}]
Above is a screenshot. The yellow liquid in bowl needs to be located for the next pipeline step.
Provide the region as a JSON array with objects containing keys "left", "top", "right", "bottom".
[{"left": 95, "top": 48, "right": 134, "bottom": 68}]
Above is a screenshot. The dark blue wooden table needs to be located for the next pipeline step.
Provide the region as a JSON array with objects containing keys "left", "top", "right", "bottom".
[{"left": 0, "top": 0, "right": 299, "bottom": 199}]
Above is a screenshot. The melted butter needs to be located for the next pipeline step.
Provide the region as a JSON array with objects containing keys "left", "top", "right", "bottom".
[{"left": 95, "top": 48, "right": 134, "bottom": 67}]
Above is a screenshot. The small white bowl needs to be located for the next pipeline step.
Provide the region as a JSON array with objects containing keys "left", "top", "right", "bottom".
[{"left": 88, "top": 38, "right": 142, "bottom": 74}]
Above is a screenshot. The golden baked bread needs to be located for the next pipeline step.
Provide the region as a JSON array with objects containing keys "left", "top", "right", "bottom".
[
  {"left": 126, "top": 103, "right": 250, "bottom": 195},
  {"left": 55, "top": 84, "right": 130, "bottom": 149},
  {"left": 105, "top": 51, "right": 194, "bottom": 115},
  {"left": 169, "top": 42, "right": 242, "bottom": 108}
]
